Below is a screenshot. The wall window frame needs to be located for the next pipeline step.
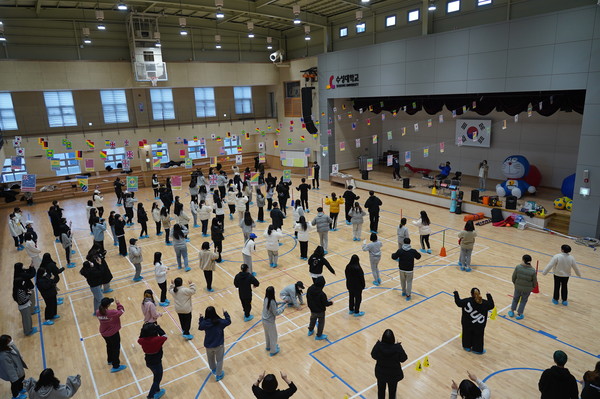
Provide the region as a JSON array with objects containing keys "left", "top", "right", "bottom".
[
  {"left": 150, "top": 88, "right": 175, "bottom": 121},
  {"left": 100, "top": 90, "right": 129, "bottom": 124},
  {"left": 104, "top": 147, "right": 127, "bottom": 169},
  {"left": 53, "top": 152, "right": 81, "bottom": 176},
  {"left": 0, "top": 93, "right": 18, "bottom": 131},
  {"left": 407, "top": 9, "right": 420, "bottom": 22},
  {"left": 339, "top": 27, "right": 348, "bottom": 37},
  {"left": 43, "top": 91, "right": 77, "bottom": 128},
  {"left": 447, "top": 0, "right": 461, "bottom": 13},
  {"left": 194, "top": 87, "right": 217, "bottom": 118},
  {"left": 356, "top": 22, "right": 366, "bottom": 34},
  {"left": 385, "top": 15, "right": 397, "bottom": 27},
  {"left": 233, "top": 86, "right": 253, "bottom": 115}
]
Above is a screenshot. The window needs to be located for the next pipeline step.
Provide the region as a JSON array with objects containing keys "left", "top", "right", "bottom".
[
  {"left": 187, "top": 141, "right": 207, "bottom": 160},
  {"left": 233, "top": 86, "right": 253, "bottom": 114},
  {"left": 339, "top": 27, "right": 348, "bottom": 37},
  {"left": 1, "top": 157, "right": 26, "bottom": 183},
  {"left": 0, "top": 93, "right": 18, "bottom": 131},
  {"left": 478, "top": 0, "right": 492, "bottom": 5},
  {"left": 194, "top": 87, "right": 216, "bottom": 118},
  {"left": 104, "top": 147, "right": 127, "bottom": 169},
  {"left": 386, "top": 15, "right": 397, "bottom": 27},
  {"left": 447, "top": 0, "right": 460, "bottom": 13},
  {"left": 151, "top": 143, "right": 170, "bottom": 163},
  {"left": 43, "top": 91, "right": 77, "bottom": 128},
  {"left": 53, "top": 152, "right": 81, "bottom": 176},
  {"left": 408, "top": 9, "right": 419, "bottom": 22},
  {"left": 150, "top": 88, "right": 175, "bottom": 120},
  {"left": 223, "top": 136, "right": 241, "bottom": 155},
  {"left": 356, "top": 22, "right": 366, "bottom": 33},
  {"left": 100, "top": 90, "right": 129, "bottom": 124}
]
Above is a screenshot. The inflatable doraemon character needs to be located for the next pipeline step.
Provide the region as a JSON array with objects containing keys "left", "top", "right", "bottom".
[{"left": 496, "top": 155, "right": 537, "bottom": 198}]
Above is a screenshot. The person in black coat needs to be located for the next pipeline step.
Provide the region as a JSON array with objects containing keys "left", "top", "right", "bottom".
[
  {"left": 47, "top": 201, "right": 63, "bottom": 242},
  {"left": 312, "top": 161, "right": 320, "bottom": 189},
  {"left": 306, "top": 276, "right": 333, "bottom": 340},
  {"left": 210, "top": 218, "right": 225, "bottom": 263},
  {"left": 159, "top": 185, "right": 172, "bottom": 212},
  {"left": 270, "top": 202, "right": 285, "bottom": 230},
  {"left": 296, "top": 178, "right": 311, "bottom": 211},
  {"left": 391, "top": 238, "right": 422, "bottom": 301},
  {"left": 342, "top": 186, "right": 359, "bottom": 224},
  {"left": 113, "top": 177, "right": 125, "bottom": 205},
  {"left": 114, "top": 214, "right": 127, "bottom": 257},
  {"left": 233, "top": 264, "right": 260, "bottom": 322},
  {"left": 453, "top": 288, "right": 494, "bottom": 354},
  {"left": 539, "top": 350, "right": 579, "bottom": 399},
  {"left": 364, "top": 191, "right": 383, "bottom": 233},
  {"left": 308, "top": 246, "right": 335, "bottom": 284},
  {"left": 276, "top": 182, "right": 290, "bottom": 215},
  {"left": 371, "top": 329, "right": 408, "bottom": 399},
  {"left": 137, "top": 203, "right": 149, "bottom": 238},
  {"left": 39, "top": 253, "right": 65, "bottom": 305},
  {"left": 36, "top": 265, "right": 59, "bottom": 325},
  {"left": 345, "top": 254, "right": 366, "bottom": 317}
]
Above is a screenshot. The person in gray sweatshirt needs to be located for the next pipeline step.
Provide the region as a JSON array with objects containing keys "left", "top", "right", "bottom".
[
  {"left": 509, "top": 254, "right": 537, "bottom": 319},
  {"left": 172, "top": 224, "right": 190, "bottom": 272},
  {"left": 348, "top": 203, "right": 366, "bottom": 241},
  {"left": 128, "top": 238, "right": 144, "bottom": 282},
  {"left": 279, "top": 281, "right": 305, "bottom": 308},
  {"left": 311, "top": 207, "right": 333, "bottom": 253},
  {"left": 23, "top": 368, "right": 81, "bottom": 399},
  {"left": 391, "top": 238, "right": 422, "bottom": 301},
  {"left": 262, "top": 286, "right": 284, "bottom": 357},
  {"left": 362, "top": 233, "right": 383, "bottom": 286},
  {"left": 92, "top": 218, "right": 107, "bottom": 252},
  {"left": 396, "top": 218, "right": 409, "bottom": 250}
]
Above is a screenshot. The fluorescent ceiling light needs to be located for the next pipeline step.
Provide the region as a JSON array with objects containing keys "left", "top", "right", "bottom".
[
  {"left": 216, "top": 44, "right": 222, "bottom": 49},
  {"left": 117, "top": 3, "right": 127, "bottom": 11},
  {"left": 304, "top": 35, "right": 311, "bottom": 41},
  {"left": 83, "top": 38, "right": 92, "bottom": 44},
  {"left": 180, "top": 29, "right": 188, "bottom": 36},
  {"left": 0, "top": 37, "right": 6, "bottom": 42},
  {"left": 216, "top": 10, "right": 224, "bottom": 18},
  {"left": 155, "top": 41, "right": 162, "bottom": 47},
  {"left": 248, "top": 32, "right": 255, "bottom": 38},
  {"left": 97, "top": 24, "right": 106, "bottom": 30},
  {"left": 267, "top": 45, "right": 273, "bottom": 50},
  {"left": 293, "top": 17, "right": 301, "bottom": 24}
]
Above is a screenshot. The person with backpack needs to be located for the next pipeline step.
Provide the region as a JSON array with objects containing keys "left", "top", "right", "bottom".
[
  {"left": 233, "top": 264, "right": 260, "bottom": 322},
  {"left": 453, "top": 288, "right": 494, "bottom": 354},
  {"left": 262, "top": 286, "right": 284, "bottom": 357},
  {"left": 458, "top": 220, "right": 477, "bottom": 272},
  {"left": 170, "top": 278, "right": 196, "bottom": 340},
  {"left": 311, "top": 207, "right": 333, "bottom": 254},
  {"left": 308, "top": 246, "right": 335, "bottom": 284},
  {"left": 391, "top": 238, "right": 422, "bottom": 301},
  {"left": 362, "top": 233, "right": 383, "bottom": 286},
  {"left": 198, "top": 306, "right": 231, "bottom": 382},
  {"left": 306, "top": 276, "right": 333, "bottom": 341},
  {"left": 345, "top": 255, "right": 366, "bottom": 317},
  {"left": 364, "top": 191, "right": 383, "bottom": 234},
  {"left": 137, "top": 323, "right": 167, "bottom": 399}
]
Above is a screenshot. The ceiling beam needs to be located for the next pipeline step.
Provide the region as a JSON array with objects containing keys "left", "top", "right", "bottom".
[
  {"left": 142, "top": 2, "right": 156, "bottom": 12},
  {"left": 35, "top": 0, "right": 42, "bottom": 15}
]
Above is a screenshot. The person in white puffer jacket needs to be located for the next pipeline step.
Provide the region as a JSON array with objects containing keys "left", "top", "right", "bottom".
[
  {"left": 198, "top": 200, "right": 213, "bottom": 237},
  {"left": 235, "top": 192, "right": 248, "bottom": 222},
  {"left": 294, "top": 216, "right": 312, "bottom": 260},
  {"left": 542, "top": 244, "right": 581, "bottom": 306},
  {"left": 264, "top": 225, "right": 285, "bottom": 268},
  {"left": 412, "top": 210, "right": 432, "bottom": 254}
]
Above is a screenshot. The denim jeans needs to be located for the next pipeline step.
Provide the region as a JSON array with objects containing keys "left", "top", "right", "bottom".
[{"left": 174, "top": 246, "right": 188, "bottom": 269}]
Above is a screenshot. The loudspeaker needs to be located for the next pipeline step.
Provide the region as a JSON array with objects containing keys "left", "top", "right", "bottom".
[
  {"left": 506, "top": 195, "right": 517, "bottom": 210},
  {"left": 361, "top": 170, "right": 369, "bottom": 180},
  {"left": 471, "top": 189, "right": 480, "bottom": 202},
  {"left": 301, "top": 87, "right": 318, "bottom": 134},
  {"left": 402, "top": 178, "right": 410, "bottom": 189}
]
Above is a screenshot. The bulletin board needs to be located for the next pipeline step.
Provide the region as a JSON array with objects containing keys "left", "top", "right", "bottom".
[{"left": 280, "top": 150, "right": 308, "bottom": 168}]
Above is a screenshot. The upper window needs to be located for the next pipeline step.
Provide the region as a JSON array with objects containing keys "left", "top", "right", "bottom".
[
  {"left": 53, "top": 152, "right": 81, "bottom": 176},
  {"left": 0, "top": 93, "right": 18, "bottom": 131},
  {"left": 2, "top": 157, "right": 26, "bottom": 183},
  {"left": 447, "top": 0, "right": 460, "bottom": 13},
  {"left": 187, "top": 140, "right": 207, "bottom": 160},
  {"left": 100, "top": 90, "right": 129, "bottom": 124},
  {"left": 233, "top": 86, "right": 253, "bottom": 115},
  {"left": 385, "top": 15, "right": 397, "bottom": 27},
  {"left": 150, "top": 88, "right": 175, "bottom": 120},
  {"left": 223, "top": 136, "right": 241, "bottom": 155},
  {"left": 44, "top": 91, "right": 77, "bottom": 128},
  {"left": 356, "top": 22, "right": 366, "bottom": 33},
  {"left": 408, "top": 9, "right": 420, "bottom": 22},
  {"left": 151, "top": 143, "right": 170, "bottom": 163},
  {"left": 194, "top": 87, "right": 217, "bottom": 118},
  {"left": 478, "top": 0, "right": 492, "bottom": 5},
  {"left": 104, "top": 147, "right": 126, "bottom": 170},
  {"left": 339, "top": 27, "right": 348, "bottom": 37}
]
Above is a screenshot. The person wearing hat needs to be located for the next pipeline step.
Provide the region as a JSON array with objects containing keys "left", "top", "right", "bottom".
[
  {"left": 233, "top": 264, "right": 260, "bottom": 322},
  {"left": 342, "top": 185, "right": 359, "bottom": 225},
  {"left": 280, "top": 281, "right": 305, "bottom": 309},
  {"left": 129, "top": 238, "right": 143, "bottom": 282},
  {"left": 96, "top": 297, "right": 127, "bottom": 373},
  {"left": 242, "top": 233, "right": 258, "bottom": 276},
  {"left": 539, "top": 350, "right": 578, "bottom": 399},
  {"left": 93, "top": 189, "right": 104, "bottom": 218}
]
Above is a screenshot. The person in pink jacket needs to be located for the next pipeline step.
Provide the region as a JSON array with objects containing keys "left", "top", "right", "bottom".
[
  {"left": 141, "top": 289, "right": 162, "bottom": 325},
  {"left": 96, "top": 297, "right": 127, "bottom": 373}
]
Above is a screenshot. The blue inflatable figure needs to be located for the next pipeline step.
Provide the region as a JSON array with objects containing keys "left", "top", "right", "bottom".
[
  {"left": 496, "top": 155, "right": 537, "bottom": 198},
  {"left": 561, "top": 173, "right": 576, "bottom": 199}
]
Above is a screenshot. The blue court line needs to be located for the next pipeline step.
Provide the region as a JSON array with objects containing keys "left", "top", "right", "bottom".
[
  {"left": 33, "top": 286, "right": 47, "bottom": 369},
  {"left": 483, "top": 367, "right": 544, "bottom": 383}
]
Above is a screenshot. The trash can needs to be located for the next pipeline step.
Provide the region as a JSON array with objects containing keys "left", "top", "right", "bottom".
[{"left": 361, "top": 170, "right": 369, "bottom": 180}]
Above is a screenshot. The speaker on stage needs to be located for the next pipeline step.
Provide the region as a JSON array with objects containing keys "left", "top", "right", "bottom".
[
  {"left": 301, "top": 87, "right": 318, "bottom": 134},
  {"left": 402, "top": 178, "right": 410, "bottom": 189},
  {"left": 506, "top": 195, "right": 517, "bottom": 210},
  {"left": 471, "top": 189, "right": 480, "bottom": 202}
]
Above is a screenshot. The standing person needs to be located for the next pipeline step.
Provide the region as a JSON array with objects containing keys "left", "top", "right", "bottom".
[
  {"left": 266, "top": 185, "right": 275, "bottom": 211},
  {"left": 24, "top": 221, "right": 37, "bottom": 245},
  {"left": 345, "top": 254, "right": 366, "bottom": 317},
  {"left": 23, "top": 369, "right": 81, "bottom": 399},
  {"left": 59, "top": 220, "right": 75, "bottom": 268},
  {"left": 85, "top": 247, "right": 113, "bottom": 295},
  {"left": 0, "top": 335, "right": 28, "bottom": 399},
  {"left": 92, "top": 217, "right": 107, "bottom": 252},
  {"left": 294, "top": 216, "right": 311, "bottom": 260},
  {"left": 311, "top": 207, "right": 333, "bottom": 254},
  {"left": 211, "top": 218, "right": 225, "bottom": 264},
  {"left": 478, "top": 160, "right": 489, "bottom": 192},
  {"left": 80, "top": 260, "right": 105, "bottom": 315},
  {"left": 87, "top": 204, "right": 97, "bottom": 234},
  {"left": 542, "top": 244, "right": 581, "bottom": 306},
  {"left": 243, "top": 181, "right": 253, "bottom": 207},
  {"left": 312, "top": 161, "right": 320, "bottom": 189},
  {"left": 113, "top": 177, "right": 125, "bottom": 206},
  {"left": 296, "top": 178, "right": 311, "bottom": 212},
  {"left": 280, "top": 282, "right": 305, "bottom": 309},
  {"left": 325, "top": 193, "right": 344, "bottom": 231},
  {"left": 190, "top": 197, "right": 200, "bottom": 229},
  {"left": 413, "top": 211, "right": 432, "bottom": 254},
  {"left": 264, "top": 225, "right": 284, "bottom": 268},
  {"left": 364, "top": 191, "right": 383, "bottom": 234},
  {"left": 391, "top": 238, "right": 422, "bottom": 301},
  {"left": 582, "top": 361, "right": 600, "bottom": 399},
  {"left": 152, "top": 202, "right": 162, "bottom": 236},
  {"left": 160, "top": 208, "right": 172, "bottom": 245},
  {"left": 108, "top": 211, "right": 118, "bottom": 246},
  {"left": 217, "top": 171, "right": 228, "bottom": 199},
  {"left": 23, "top": 233, "right": 41, "bottom": 270},
  {"left": 159, "top": 184, "right": 172, "bottom": 213},
  {"left": 170, "top": 278, "right": 196, "bottom": 340},
  {"left": 129, "top": 238, "right": 144, "bottom": 282},
  {"left": 308, "top": 246, "right": 335, "bottom": 284},
  {"left": 392, "top": 155, "right": 401, "bottom": 181},
  {"left": 270, "top": 202, "right": 285, "bottom": 231},
  {"left": 48, "top": 201, "right": 63, "bottom": 243},
  {"left": 212, "top": 192, "right": 226, "bottom": 227},
  {"left": 458, "top": 220, "right": 477, "bottom": 271},
  {"left": 453, "top": 288, "right": 494, "bottom": 354},
  {"left": 396, "top": 218, "right": 409, "bottom": 250},
  {"left": 276, "top": 181, "right": 290, "bottom": 216},
  {"left": 508, "top": 254, "right": 537, "bottom": 320},
  {"left": 114, "top": 214, "right": 127, "bottom": 257},
  {"left": 291, "top": 201, "right": 305, "bottom": 237},
  {"left": 198, "top": 306, "right": 231, "bottom": 382},
  {"left": 13, "top": 274, "right": 38, "bottom": 336},
  {"left": 189, "top": 174, "right": 199, "bottom": 203},
  {"left": 173, "top": 200, "right": 190, "bottom": 236},
  {"left": 539, "top": 350, "right": 579, "bottom": 399},
  {"left": 362, "top": 233, "right": 383, "bottom": 286},
  {"left": 256, "top": 188, "right": 266, "bottom": 223},
  {"left": 306, "top": 276, "right": 333, "bottom": 341},
  {"left": 36, "top": 266, "right": 59, "bottom": 326},
  {"left": 371, "top": 329, "right": 408, "bottom": 399},
  {"left": 233, "top": 264, "right": 260, "bottom": 322},
  {"left": 141, "top": 289, "right": 162, "bottom": 325},
  {"left": 242, "top": 233, "right": 258, "bottom": 276},
  {"left": 172, "top": 224, "right": 190, "bottom": 272},
  {"left": 197, "top": 200, "right": 211, "bottom": 237},
  {"left": 137, "top": 323, "right": 167, "bottom": 399},
  {"left": 151, "top": 174, "right": 160, "bottom": 199},
  {"left": 9, "top": 213, "right": 25, "bottom": 251},
  {"left": 342, "top": 186, "right": 360, "bottom": 225},
  {"left": 198, "top": 242, "right": 219, "bottom": 292},
  {"left": 240, "top": 211, "right": 256, "bottom": 242},
  {"left": 39, "top": 254, "right": 64, "bottom": 306},
  {"left": 154, "top": 252, "right": 170, "bottom": 307},
  {"left": 253, "top": 371, "right": 297, "bottom": 398},
  {"left": 349, "top": 203, "right": 366, "bottom": 242},
  {"left": 137, "top": 203, "right": 149, "bottom": 239},
  {"left": 235, "top": 191, "right": 249, "bottom": 222},
  {"left": 450, "top": 371, "right": 490, "bottom": 399},
  {"left": 97, "top": 298, "right": 127, "bottom": 373},
  {"left": 226, "top": 187, "right": 237, "bottom": 220},
  {"left": 93, "top": 189, "right": 105, "bottom": 218},
  {"left": 262, "top": 286, "right": 284, "bottom": 357}
]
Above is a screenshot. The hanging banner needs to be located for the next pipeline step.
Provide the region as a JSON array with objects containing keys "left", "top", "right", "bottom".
[
  {"left": 85, "top": 158, "right": 95, "bottom": 172},
  {"left": 171, "top": 176, "right": 182, "bottom": 190},
  {"left": 405, "top": 151, "right": 411, "bottom": 163},
  {"left": 332, "top": 164, "right": 339, "bottom": 174},
  {"left": 21, "top": 174, "right": 37, "bottom": 192},
  {"left": 77, "top": 176, "right": 88, "bottom": 192},
  {"left": 259, "top": 153, "right": 266, "bottom": 163},
  {"left": 250, "top": 172, "right": 259, "bottom": 186},
  {"left": 236, "top": 154, "right": 243, "bottom": 164},
  {"left": 282, "top": 170, "right": 292, "bottom": 183},
  {"left": 366, "top": 159, "right": 373, "bottom": 171},
  {"left": 99, "top": 150, "right": 107, "bottom": 159},
  {"left": 11, "top": 156, "right": 23, "bottom": 171},
  {"left": 152, "top": 158, "right": 161, "bottom": 170},
  {"left": 424, "top": 147, "right": 429, "bottom": 158},
  {"left": 179, "top": 149, "right": 186, "bottom": 159},
  {"left": 340, "top": 141, "right": 346, "bottom": 151},
  {"left": 50, "top": 159, "right": 61, "bottom": 171},
  {"left": 122, "top": 159, "right": 131, "bottom": 170},
  {"left": 46, "top": 149, "right": 54, "bottom": 159},
  {"left": 372, "top": 135, "right": 378, "bottom": 144},
  {"left": 455, "top": 119, "right": 491, "bottom": 147},
  {"left": 125, "top": 150, "right": 134, "bottom": 160},
  {"left": 185, "top": 158, "right": 193, "bottom": 169},
  {"left": 210, "top": 157, "right": 217, "bottom": 167},
  {"left": 127, "top": 176, "right": 138, "bottom": 192}
]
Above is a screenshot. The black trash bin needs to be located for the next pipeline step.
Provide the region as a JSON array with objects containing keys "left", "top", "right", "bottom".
[{"left": 361, "top": 170, "right": 369, "bottom": 180}]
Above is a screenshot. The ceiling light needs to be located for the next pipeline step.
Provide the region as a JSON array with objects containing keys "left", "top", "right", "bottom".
[
  {"left": 293, "top": 17, "right": 301, "bottom": 25},
  {"left": 267, "top": 45, "right": 273, "bottom": 50},
  {"left": 155, "top": 41, "right": 162, "bottom": 47},
  {"left": 215, "top": 34, "right": 221, "bottom": 49},
  {"left": 267, "top": 36, "right": 273, "bottom": 49},
  {"left": 304, "top": 25, "right": 310, "bottom": 40},
  {"left": 117, "top": 2, "right": 127, "bottom": 11},
  {"left": 83, "top": 38, "right": 92, "bottom": 44},
  {"left": 247, "top": 21, "right": 254, "bottom": 38},
  {"left": 216, "top": 44, "right": 222, "bottom": 49},
  {"left": 216, "top": 9, "right": 224, "bottom": 18},
  {"left": 428, "top": 1, "right": 437, "bottom": 10},
  {"left": 180, "top": 29, "right": 188, "bottom": 36},
  {"left": 293, "top": 4, "right": 301, "bottom": 24},
  {"left": 361, "top": 0, "right": 370, "bottom": 2},
  {"left": 97, "top": 24, "right": 106, "bottom": 30},
  {"left": 248, "top": 32, "right": 255, "bottom": 38},
  {"left": 304, "top": 35, "right": 310, "bottom": 41},
  {"left": 0, "top": 36, "right": 6, "bottom": 42}
]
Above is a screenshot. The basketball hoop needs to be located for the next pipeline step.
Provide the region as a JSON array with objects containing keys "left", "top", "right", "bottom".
[{"left": 150, "top": 76, "right": 158, "bottom": 87}]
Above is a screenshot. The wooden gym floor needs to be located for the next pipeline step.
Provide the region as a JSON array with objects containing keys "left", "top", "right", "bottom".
[{"left": 1, "top": 169, "right": 598, "bottom": 398}]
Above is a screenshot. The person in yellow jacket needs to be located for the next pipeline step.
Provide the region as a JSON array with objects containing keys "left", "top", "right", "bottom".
[{"left": 324, "top": 193, "right": 344, "bottom": 231}]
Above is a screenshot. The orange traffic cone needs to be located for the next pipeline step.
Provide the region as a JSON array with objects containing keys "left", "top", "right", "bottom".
[
  {"left": 439, "top": 230, "right": 447, "bottom": 257},
  {"left": 532, "top": 261, "right": 540, "bottom": 294}
]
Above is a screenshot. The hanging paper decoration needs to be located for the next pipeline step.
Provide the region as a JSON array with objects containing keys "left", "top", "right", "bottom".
[
  {"left": 402, "top": 127, "right": 406, "bottom": 136},
  {"left": 216, "top": 136, "right": 222, "bottom": 142},
  {"left": 99, "top": 150, "right": 107, "bottom": 159},
  {"left": 372, "top": 135, "right": 378, "bottom": 144},
  {"left": 337, "top": 115, "right": 342, "bottom": 120},
  {"left": 300, "top": 136, "right": 305, "bottom": 142},
  {"left": 38, "top": 138, "right": 45, "bottom": 145},
  {"left": 414, "top": 123, "right": 419, "bottom": 132},
  {"left": 236, "top": 154, "right": 243, "bottom": 164},
  {"left": 138, "top": 140, "right": 145, "bottom": 148},
  {"left": 304, "top": 147, "right": 311, "bottom": 157},
  {"left": 258, "top": 142, "right": 265, "bottom": 150},
  {"left": 427, "top": 119, "right": 432, "bottom": 128},
  {"left": 462, "top": 105, "right": 467, "bottom": 113},
  {"left": 75, "top": 150, "right": 83, "bottom": 160},
  {"left": 259, "top": 153, "right": 266, "bottom": 163},
  {"left": 368, "top": 105, "right": 373, "bottom": 112},
  {"left": 282, "top": 170, "right": 292, "bottom": 183},
  {"left": 199, "top": 148, "right": 206, "bottom": 158},
  {"left": 287, "top": 138, "right": 293, "bottom": 145},
  {"left": 50, "top": 159, "right": 61, "bottom": 170},
  {"left": 301, "top": 123, "right": 306, "bottom": 129},
  {"left": 366, "top": 158, "right": 373, "bottom": 171},
  {"left": 21, "top": 174, "right": 36, "bottom": 192},
  {"left": 127, "top": 176, "right": 138, "bottom": 192},
  {"left": 331, "top": 164, "right": 339, "bottom": 174},
  {"left": 276, "top": 128, "right": 281, "bottom": 134},
  {"left": 237, "top": 146, "right": 243, "bottom": 153},
  {"left": 367, "top": 119, "right": 371, "bottom": 126},
  {"left": 327, "top": 129, "right": 332, "bottom": 136},
  {"left": 185, "top": 158, "right": 193, "bottom": 169},
  {"left": 392, "top": 110, "right": 397, "bottom": 116},
  {"left": 355, "top": 138, "right": 361, "bottom": 148},
  {"left": 322, "top": 146, "right": 328, "bottom": 157},
  {"left": 152, "top": 158, "right": 161, "bottom": 170},
  {"left": 124, "top": 139, "right": 130, "bottom": 146},
  {"left": 209, "top": 157, "right": 217, "bottom": 167},
  {"left": 42, "top": 141, "right": 49, "bottom": 149},
  {"left": 125, "top": 150, "right": 134, "bottom": 159},
  {"left": 16, "top": 148, "right": 25, "bottom": 157},
  {"left": 347, "top": 112, "right": 352, "bottom": 118},
  {"left": 65, "top": 141, "right": 72, "bottom": 150},
  {"left": 77, "top": 176, "right": 88, "bottom": 192},
  {"left": 210, "top": 134, "right": 216, "bottom": 140},
  {"left": 274, "top": 140, "right": 279, "bottom": 148},
  {"left": 381, "top": 114, "right": 385, "bottom": 121},
  {"left": 156, "top": 139, "right": 163, "bottom": 146},
  {"left": 219, "top": 147, "right": 226, "bottom": 155},
  {"left": 387, "top": 155, "right": 393, "bottom": 166},
  {"left": 179, "top": 149, "right": 186, "bottom": 159},
  {"left": 528, "top": 104, "right": 533, "bottom": 117},
  {"left": 424, "top": 147, "right": 429, "bottom": 158},
  {"left": 405, "top": 151, "right": 411, "bottom": 163},
  {"left": 439, "top": 115, "right": 444, "bottom": 123},
  {"left": 315, "top": 120, "right": 320, "bottom": 126},
  {"left": 105, "top": 139, "right": 111, "bottom": 147},
  {"left": 342, "top": 104, "right": 346, "bottom": 110},
  {"left": 502, "top": 120, "right": 507, "bottom": 130},
  {"left": 352, "top": 123, "right": 356, "bottom": 130},
  {"left": 289, "top": 126, "right": 294, "bottom": 133},
  {"left": 85, "top": 159, "right": 94, "bottom": 172},
  {"left": 340, "top": 141, "right": 346, "bottom": 151},
  {"left": 226, "top": 131, "right": 232, "bottom": 138},
  {"left": 171, "top": 176, "right": 182, "bottom": 190},
  {"left": 333, "top": 107, "right": 337, "bottom": 112},
  {"left": 387, "top": 131, "right": 393, "bottom": 140},
  {"left": 452, "top": 110, "right": 457, "bottom": 118},
  {"left": 472, "top": 101, "right": 477, "bottom": 109},
  {"left": 321, "top": 112, "right": 325, "bottom": 117}
]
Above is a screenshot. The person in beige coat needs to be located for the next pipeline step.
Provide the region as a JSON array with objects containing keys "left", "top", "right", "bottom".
[
  {"left": 198, "top": 242, "right": 219, "bottom": 292},
  {"left": 542, "top": 244, "right": 581, "bottom": 306},
  {"left": 169, "top": 278, "right": 196, "bottom": 340}
]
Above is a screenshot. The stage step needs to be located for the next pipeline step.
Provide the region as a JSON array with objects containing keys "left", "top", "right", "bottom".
[{"left": 547, "top": 213, "right": 571, "bottom": 235}]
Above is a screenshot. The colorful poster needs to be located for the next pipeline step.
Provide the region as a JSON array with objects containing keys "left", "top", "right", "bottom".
[
  {"left": 236, "top": 155, "right": 243, "bottom": 164},
  {"left": 171, "top": 176, "right": 182, "bottom": 190},
  {"left": 355, "top": 138, "right": 361, "bottom": 148},
  {"left": 424, "top": 147, "right": 429, "bottom": 158},
  {"left": 65, "top": 141, "right": 72, "bottom": 150},
  {"left": 46, "top": 149, "right": 54, "bottom": 159},
  {"left": 250, "top": 172, "right": 259, "bottom": 186},
  {"left": 11, "top": 156, "right": 23, "bottom": 170},
  {"left": 127, "top": 176, "right": 138, "bottom": 192},
  {"left": 210, "top": 156, "right": 217, "bottom": 167},
  {"left": 304, "top": 147, "right": 311, "bottom": 157},
  {"left": 339, "top": 141, "right": 345, "bottom": 151},
  {"left": 50, "top": 159, "right": 61, "bottom": 171},
  {"left": 440, "top": 142, "right": 445, "bottom": 153},
  {"left": 105, "top": 139, "right": 111, "bottom": 147},
  {"left": 405, "top": 151, "right": 411, "bottom": 163},
  {"left": 152, "top": 158, "right": 161, "bottom": 170},
  {"left": 99, "top": 150, "right": 107, "bottom": 159},
  {"left": 16, "top": 148, "right": 25, "bottom": 157},
  {"left": 387, "top": 131, "right": 393, "bottom": 140},
  {"left": 332, "top": 164, "right": 339, "bottom": 174},
  {"left": 85, "top": 158, "right": 94, "bottom": 172},
  {"left": 122, "top": 159, "right": 130, "bottom": 170},
  {"left": 387, "top": 155, "right": 393, "bottom": 166},
  {"left": 282, "top": 170, "right": 291, "bottom": 183},
  {"left": 126, "top": 150, "right": 134, "bottom": 160},
  {"left": 185, "top": 158, "right": 193, "bottom": 169},
  {"left": 366, "top": 159, "right": 373, "bottom": 171},
  {"left": 75, "top": 150, "right": 83, "bottom": 160},
  {"left": 287, "top": 138, "right": 292, "bottom": 145},
  {"left": 21, "top": 174, "right": 36, "bottom": 192},
  {"left": 259, "top": 153, "right": 266, "bottom": 163},
  {"left": 372, "top": 135, "right": 378, "bottom": 144},
  {"left": 199, "top": 147, "right": 207, "bottom": 158},
  {"left": 77, "top": 176, "right": 88, "bottom": 192},
  {"left": 179, "top": 149, "right": 186, "bottom": 159},
  {"left": 274, "top": 140, "right": 279, "bottom": 148}
]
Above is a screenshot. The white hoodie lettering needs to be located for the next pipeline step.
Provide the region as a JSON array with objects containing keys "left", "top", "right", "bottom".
[{"left": 465, "top": 302, "right": 486, "bottom": 324}]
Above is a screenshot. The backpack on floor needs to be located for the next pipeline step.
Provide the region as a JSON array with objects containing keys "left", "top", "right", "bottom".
[{"left": 491, "top": 208, "right": 504, "bottom": 223}]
